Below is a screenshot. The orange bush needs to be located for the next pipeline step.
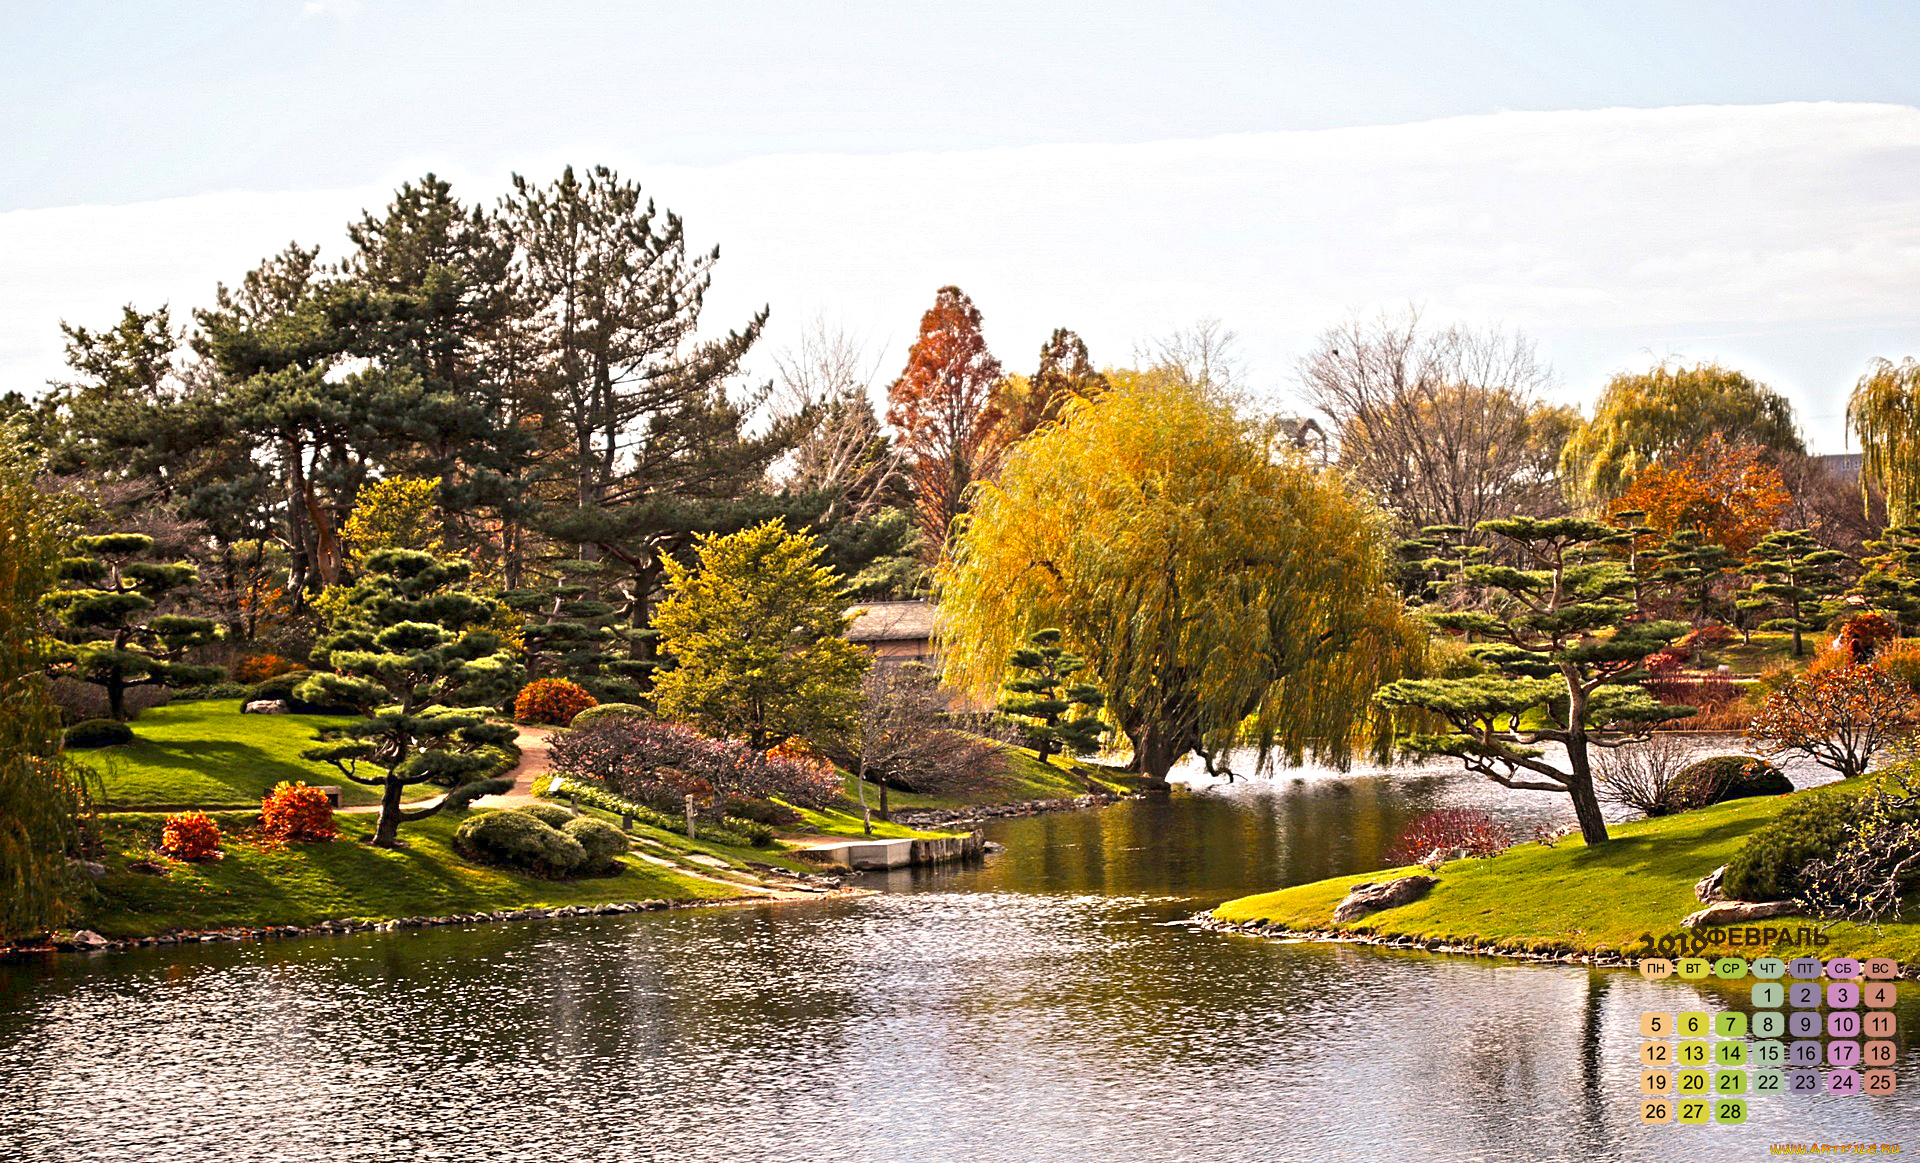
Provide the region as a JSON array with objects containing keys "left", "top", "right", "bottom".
[
  {"left": 160, "top": 811, "right": 223, "bottom": 861},
  {"left": 235, "top": 653, "right": 301, "bottom": 683},
  {"left": 515, "top": 677, "right": 598, "bottom": 726},
  {"left": 260, "top": 781, "right": 338, "bottom": 842}
]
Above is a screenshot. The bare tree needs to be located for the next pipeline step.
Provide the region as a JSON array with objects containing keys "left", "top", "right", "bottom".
[
  {"left": 1299, "top": 309, "right": 1573, "bottom": 534},
  {"left": 827, "top": 662, "right": 1004, "bottom": 833},
  {"left": 1592, "top": 733, "right": 1698, "bottom": 818},
  {"left": 770, "top": 318, "right": 905, "bottom": 523},
  {"left": 1136, "top": 318, "right": 1245, "bottom": 396}
]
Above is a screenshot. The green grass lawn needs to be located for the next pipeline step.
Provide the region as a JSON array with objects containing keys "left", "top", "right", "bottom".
[
  {"left": 1213, "top": 783, "right": 1920, "bottom": 965},
  {"left": 1690, "top": 629, "right": 1806, "bottom": 675},
  {"left": 82, "top": 808, "right": 741, "bottom": 939},
  {"left": 844, "top": 743, "right": 1139, "bottom": 814},
  {"left": 76, "top": 701, "right": 444, "bottom": 810}
]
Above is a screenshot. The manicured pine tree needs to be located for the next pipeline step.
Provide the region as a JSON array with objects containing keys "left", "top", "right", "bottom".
[
  {"left": 1000, "top": 629, "right": 1104, "bottom": 765},
  {"left": 1853, "top": 524, "right": 1920, "bottom": 635},
  {"left": 1376, "top": 517, "right": 1692, "bottom": 846},
  {"left": 297, "top": 549, "right": 522, "bottom": 847},
  {"left": 1650, "top": 528, "right": 1735, "bottom": 624},
  {"left": 1736, "top": 530, "right": 1853, "bottom": 656},
  {"left": 43, "top": 533, "right": 221, "bottom": 720},
  {"left": 1393, "top": 525, "right": 1481, "bottom": 607},
  {"left": 506, "top": 558, "right": 649, "bottom": 703},
  {"left": 1606, "top": 509, "right": 1660, "bottom": 616}
]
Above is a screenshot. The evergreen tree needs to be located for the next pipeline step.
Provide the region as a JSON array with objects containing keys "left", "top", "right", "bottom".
[
  {"left": 1737, "top": 530, "right": 1852, "bottom": 656},
  {"left": 506, "top": 558, "right": 650, "bottom": 702},
  {"left": 44, "top": 533, "right": 220, "bottom": 720},
  {"left": 1650, "top": 528, "right": 1736, "bottom": 624},
  {"left": 1393, "top": 524, "right": 1481, "bottom": 606},
  {"left": 1377, "top": 517, "right": 1691, "bottom": 845},
  {"left": 1000, "top": 629, "right": 1105, "bottom": 765},
  {"left": 297, "top": 549, "right": 522, "bottom": 847},
  {"left": 1854, "top": 524, "right": 1920, "bottom": 634}
]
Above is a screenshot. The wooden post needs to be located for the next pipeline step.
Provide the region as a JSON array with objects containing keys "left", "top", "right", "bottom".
[
  {"left": 621, "top": 811, "right": 633, "bottom": 833},
  {"left": 684, "top": 794, "right": 697, "bottom": 839}
]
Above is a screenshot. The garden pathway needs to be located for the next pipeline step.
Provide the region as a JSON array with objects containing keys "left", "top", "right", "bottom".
[{"left": 337, "top": 725, "right": 552, "bottom": 814}]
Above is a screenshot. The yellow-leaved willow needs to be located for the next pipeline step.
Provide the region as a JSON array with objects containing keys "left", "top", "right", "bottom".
[{"left": 937, "top": 373, "right": 1423, "bottom": 782}]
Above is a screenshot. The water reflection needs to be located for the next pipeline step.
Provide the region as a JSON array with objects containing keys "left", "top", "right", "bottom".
[{"left": 0, "top": 742, "right": 1893, "bottom": 1163}]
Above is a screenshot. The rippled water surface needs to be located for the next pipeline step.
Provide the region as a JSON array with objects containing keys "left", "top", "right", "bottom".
[{"left": 1, "top": 744, "right": 1909, "bottom": 1162}]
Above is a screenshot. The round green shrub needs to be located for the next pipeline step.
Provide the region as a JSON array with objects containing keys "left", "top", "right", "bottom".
[
  {"left": 453, "top": 810, "right": 586, "bottom": 875},
  {"left": 1723, "top": 794, "right": 1858, "bottom": 902},
  {"left": 568, "top": 702, "right": 650, "bottom": 730},
  {"left": 516, "top": 803, "right": 576, "bottom": 829},
  {"left": 1667, "top": 755, "right": 1793, "bottom": 812},
  {"left": 247, "top": 670, "right": 354, "bottom": 715},
  {"left": 63, "top": 718, "right": 132, "bottom": 748},
  {"left": 562, "top": 817, "right": 629, "bottom": 872}
]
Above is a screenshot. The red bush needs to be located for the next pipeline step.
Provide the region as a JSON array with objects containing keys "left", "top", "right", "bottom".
[
  {"left": 1387, "top": 809, "right": 1510, "bottom": 867},
  {"left": 1680, "top": 622, "right": 1736, "bottom": 651},
  {"left": 235, "top": 654, "right": 301, "bottom": 683},
  {"left": 1838, "top": 613, "right": 1897, "bottom": 664},
  {"left": 160, "top": 811, "right": 223, "bottom": 862},
  {"left": 260, "top": 781, "right": 338, "bottom": 843},
  {"left": 514, "top": 678, "right": 598, "bottom": 726}
]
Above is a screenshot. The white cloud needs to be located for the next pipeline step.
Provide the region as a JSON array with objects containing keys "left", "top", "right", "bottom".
[{"left": 5, "top": 101, "right": 1917, "bottom": 449}]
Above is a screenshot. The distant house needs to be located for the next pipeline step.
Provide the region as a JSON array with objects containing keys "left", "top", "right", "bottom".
[
  {"left": 845, "top": 599, "right": 936, "bottom": 668},
  {"left": 1813, "top": 453, "right": 1862, "bottom": 484}
]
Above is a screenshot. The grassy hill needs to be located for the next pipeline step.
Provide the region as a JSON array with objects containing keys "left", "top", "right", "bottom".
[{"left": 1213, "top": 783, "right": 1920, "bottom": 965}]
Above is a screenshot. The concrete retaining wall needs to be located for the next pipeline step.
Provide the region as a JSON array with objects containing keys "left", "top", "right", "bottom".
[{"left": 798, "top": 830, "right": 984, "bottom": 871}]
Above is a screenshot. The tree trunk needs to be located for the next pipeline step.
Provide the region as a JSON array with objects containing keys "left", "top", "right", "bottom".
[
  {"left": 1561, "top": 716, "right": 1610, "bottom": 846},
  {"left": 878, "top": 778, "right": 889, "bottom": 820},
  {"left": 371, "top": 778, "right": 405, "bottom": 848},
  {"left": 107, "top": 678, "right": 127, "bottom": 722},
  {"left": 1129, "top": 721, "right": 1189, "bottom": 783}
]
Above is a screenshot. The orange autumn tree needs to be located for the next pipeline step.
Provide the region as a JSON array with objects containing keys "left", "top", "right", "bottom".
[
  {"left": 1611, "top": 434, "right": 1791, "bottom": 557},
  {"left": 885, "top": 286, "right": 1004, "bottom": 561}
]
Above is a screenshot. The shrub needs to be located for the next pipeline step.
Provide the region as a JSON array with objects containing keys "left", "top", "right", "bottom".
[
  {"left": 1797, "top": 770, "right": 1920, "bottom": 923},
  {"left": 550, "top": 717, "right": 842, "bottom": 816},
  {"left": 1748, "top": 664, "right": 1911, "bottom": 780},
  {"left": 539, "top": 772, "right": 772, "bottom": 847},
  {"left": 160, "top": 811, "right": 223, "bottom": 861},
  {"left": 562, "top": 816, "right": 629, "bottom": 873},
  {"left": 170, "top": 682, "right": 256, "bottom": 703},
  {"left": 723, "top": 796, "right": 803, "bottom": 828},
  {"left": 1838, "top": 613, "right": 1897, "bottom": 663},
  {"left": 1387, "top": 809, "right": 1510, "bottom": 869},
  {"left": 569, "top": 702, "right": 650, "bottom": 730},
  {"left": 516, "top": 802, "right": 576, "bottom": 829},
  {"left": 259, "top": 781, "right": 338, "bottom": 843},
  {"left": 1874, "top": 639, "right": 1920, "bottom": 695},
  {"left": 235, "top": 654, "right": 301, "bottom": 683},
  {"left": 248, "top": 671, "right": 356, "bottom": 714},
  {"left": 1665, "top": 755, "right": 1792, "bottom": 811},
  {"left": 1679, "top": 622, "right": 1736, "bottom": 652},
  {"left": 1594, "top": 733, "right": 1694, "bottom": 817},
  {"left": 64, "top": 718, "right": 132, "bottom": 748},
  {"left": 1723, "top": 794, "right": 1860, "bottom": 902},
  {"left": 453, "top": 809, "right": 586, "bottom": 875},
  {"left": 514, "top": 678, "right": 598, "bottom": 726}
]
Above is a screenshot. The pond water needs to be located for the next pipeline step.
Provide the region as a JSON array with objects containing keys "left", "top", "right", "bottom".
[{"left": 0, "top": 742, "right": 1909, "bottom": 1162}]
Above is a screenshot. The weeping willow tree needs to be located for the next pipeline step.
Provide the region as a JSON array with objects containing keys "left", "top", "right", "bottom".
[
  {"left": 0, "top": 423, "right": 90, "bottom": 940},
  {"left": 1848, "top": 357, "right": 1920, "bottom": 527},
  {"left": 938, "top": 373, "right": 1423, "bottom": 782}
]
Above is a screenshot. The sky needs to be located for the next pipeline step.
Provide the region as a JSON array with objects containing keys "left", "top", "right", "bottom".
[{"left": 6, "top": 1, "right": 1920, "bottom": 452}]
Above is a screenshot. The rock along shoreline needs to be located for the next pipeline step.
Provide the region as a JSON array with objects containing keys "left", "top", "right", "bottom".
[{"left": 2, "top": 889, "right": 871, "bottom": 961}]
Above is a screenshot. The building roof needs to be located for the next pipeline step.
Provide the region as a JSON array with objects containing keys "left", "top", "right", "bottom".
[{"left": 846, "top": 599, "right": 935, "bottom": 643}]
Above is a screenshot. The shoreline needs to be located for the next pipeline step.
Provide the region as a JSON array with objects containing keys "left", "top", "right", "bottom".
[{"left": 2, "top": 886, "right": 875, "bottom": 961}]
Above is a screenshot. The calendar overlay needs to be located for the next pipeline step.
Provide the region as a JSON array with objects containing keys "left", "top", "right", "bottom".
[{"left": 1637, "top": 956, "right": 1901, "bottom": 1125}]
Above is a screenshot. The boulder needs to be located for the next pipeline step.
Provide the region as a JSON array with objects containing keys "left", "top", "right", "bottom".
[
  {"left": 62, "top": 929, "right": 109, "bottom": 950},
  {"left": 1695, "top": 864, "right": 1727, "bottom": 902},
  {"left": 1667, "top": 756, "right": 1792, "bottom": 811},
  {"left": 1332, "top": 875, "right": 1439, "bottom": 924},
  {"left": 243, "top": 699, "right": 289, "bottom": 715},
  {"left": 67, "top": 858, "right": 108, "bottom": 882},
  {"left": 1681, "top": 899, "right": 1798, "bottom": 928}
]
